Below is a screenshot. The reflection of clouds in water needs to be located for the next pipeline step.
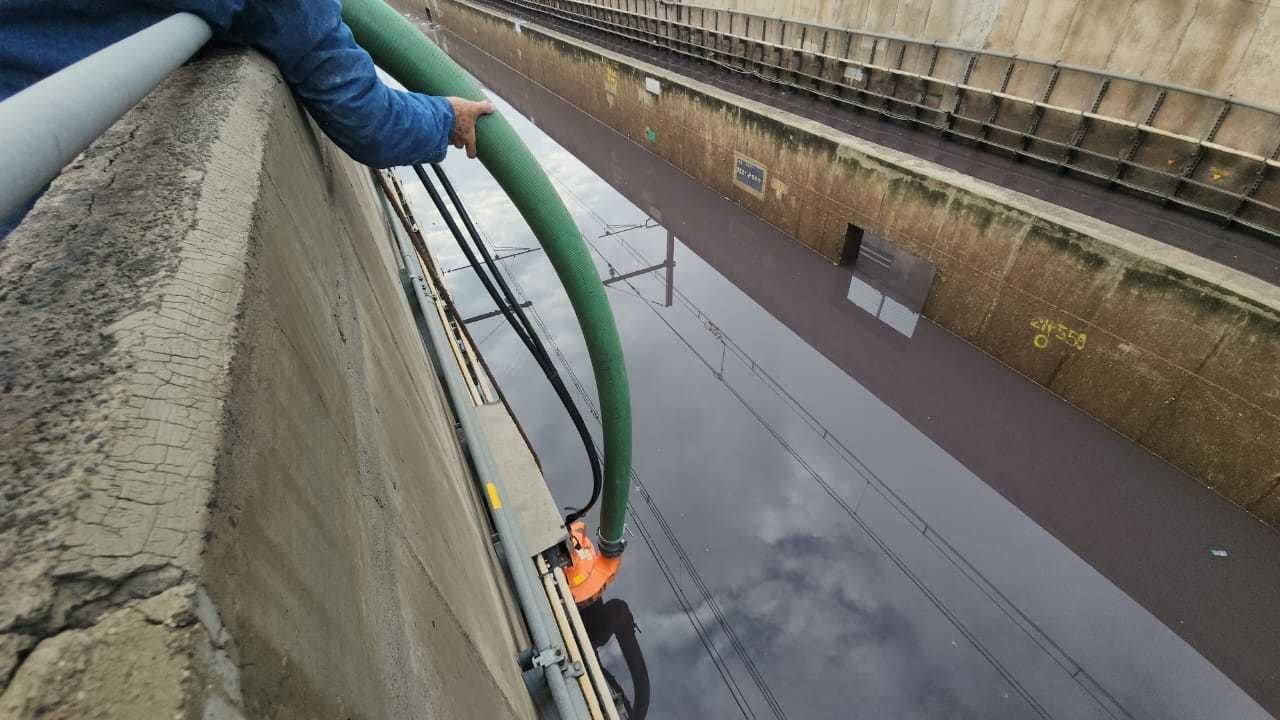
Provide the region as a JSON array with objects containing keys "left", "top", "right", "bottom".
[
  {"left": 387, "top": 65, "right": 1276, "bottom": 720},
  {"left": 720, "top": 450, "right": 1024, "bottom": 717},
  {"left": 419, "top": 183, "right": 989, "bottom": 720},
  {"left": 724, "top": 527, "right": 996, "bottom": 719},
  {"left": 403, "top": 86, "right": 1032, "bottom": 720},
  {"left": 638, "top": 613, "right": 755, "bottom": 718}
]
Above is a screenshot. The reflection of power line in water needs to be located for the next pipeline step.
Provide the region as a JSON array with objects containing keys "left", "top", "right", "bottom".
[
  {"left": 471, "top": 317, "right": 505, "bottom": 347},
  {"left": 601, "top": 219, "right": 661, "bottom": 237},
  {"left": 579, "top": 209, "right": 1136, "bottom": 719},
  {"left": 544, "top": 182, "right": 794, "bottom": 719},
  {"left": 441, "top": 245, "right": 542, "bottom": 274},
  {"left": 497, "top": 260, "right": 764, "bottom": 720},
  {"left": 588, "top": 237, "right": 1052, "bottom": 718},
  {"left": 478, "top": 171, "right": 1120, "bottom": 718},
  {"left": 548, "top": 173, "right": 1127, "bottom": 717}
]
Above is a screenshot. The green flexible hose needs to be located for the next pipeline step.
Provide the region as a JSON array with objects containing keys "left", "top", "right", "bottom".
[{"left": 343, "top": 0, "right": 632, "bottom": 552}]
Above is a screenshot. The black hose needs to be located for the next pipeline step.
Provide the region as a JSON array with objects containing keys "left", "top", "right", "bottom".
[
  {"left": 582, "top": 598, "right": 649, "bottom": 719},
  {"left": 413, "top": 164, "right": 605, "bottom": 525},
  {"left": 428, "top": 163, "right": 604, "bottom": 524},
  {"left": 413, "top": 166, "right": 535, "bottom": 348},
  {"left": 429, "top": 165, "right": 542, "bottom": 349}
]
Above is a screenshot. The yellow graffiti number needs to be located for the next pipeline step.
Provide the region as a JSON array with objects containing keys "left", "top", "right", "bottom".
[{"left": 1030, "top": 318, "right": 1087, "bottom": 351}]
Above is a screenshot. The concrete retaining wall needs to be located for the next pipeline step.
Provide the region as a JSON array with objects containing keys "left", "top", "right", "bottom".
[
  {"left": 678, "top": 0, "right": 1280, "bottom": 110},
  {"left": 471, "top": 0, "right": 1280, "bottom": 238},
  {"left": 441, "top": 0, "right": 1280, "bottom": 526},
  {"left": 0, "top": 48, "right": 535, "bottom": 719}
]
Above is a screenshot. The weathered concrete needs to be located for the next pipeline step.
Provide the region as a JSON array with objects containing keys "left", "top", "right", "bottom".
[
  {"left": 0, "top": 585, "right": 243, "bottom": 719},
  {"left": 679, "top": 0, "right": 1280, "bottom": 110},
  {"left": 440, "top": 0, "right": 1280, "bottom": 527},
  {"left": 0, "top": 47, "right": 536, "bottom": 719},
  {"left": 505, "top": 0, "right": 1279, "bottom": 234}
]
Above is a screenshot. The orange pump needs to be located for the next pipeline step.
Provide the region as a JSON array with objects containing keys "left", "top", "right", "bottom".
[{"left": 565, "top": 521, "right": 621, "bottom": 606}]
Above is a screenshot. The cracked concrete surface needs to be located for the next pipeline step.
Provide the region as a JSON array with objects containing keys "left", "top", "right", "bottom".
[
  {"left": 0, "top": 585, "right": 245, "bottom": 719},
  {"left": 1, "top": 47, "right": 535, "bottom": 719},
  {"left": 0, "top": 48, "right": 265, "bottom": 704}
]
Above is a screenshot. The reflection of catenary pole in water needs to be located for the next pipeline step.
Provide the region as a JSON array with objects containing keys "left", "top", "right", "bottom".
[
  {"left": 582, "top": 215, "right": 1135, "bottom": 718},
  {"left": 601, "top": 229, "right": 674, "bottom": 308},
  {"left": 547, "top": 173, "right": 1139, "bottom": 718},
  {"left": 467, "top": 167, "right": 1127, "bottom": 718},
  {"left": 523, "top": 179, "right": 791, "bottom": 719},
  {"left": 494, "top": 242, "right": 767, "bottom": 719}
]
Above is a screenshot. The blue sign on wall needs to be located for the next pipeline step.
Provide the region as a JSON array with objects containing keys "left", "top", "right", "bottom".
[{"left": 733, "top": 154, "right": 767, "bottom": 198}]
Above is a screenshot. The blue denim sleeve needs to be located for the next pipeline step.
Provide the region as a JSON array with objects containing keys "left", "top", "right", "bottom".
[{"left": 147, "top": 0, "right": 454, "bottom": 168}]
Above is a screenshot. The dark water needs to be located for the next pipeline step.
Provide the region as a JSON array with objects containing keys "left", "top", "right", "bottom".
[{"left": 394, "top": 77, "right": 1276, "bottom": 720}]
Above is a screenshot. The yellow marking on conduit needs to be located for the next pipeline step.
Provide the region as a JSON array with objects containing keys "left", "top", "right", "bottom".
[{"left": 486, "top": 483, "right": 503, "bottom": 510}]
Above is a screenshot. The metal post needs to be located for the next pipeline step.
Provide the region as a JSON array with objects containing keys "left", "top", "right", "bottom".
[
  {"left": 1226, "top": 135, "right": 1280, "bottom": 224},
  {"left": 1165, "top": 99, "right": 1232, "bottom": 205},
  {"left": 979, "top": 57, "right": 1016, "bottom": 142},
  {"left": 947, "top": 54, "right": 978, "bottom": 133},
  {"left": 1062, "top": 76, "right": 1109, "bottom": 170},
  {"left": 885, "top": 42, "right": 907, "bottom": 110},
  {"left": 817, "top": 30, "right": 829, "bottom": 86},
  {"left": 1110, "top": 88, "right": 1166, "bottom": 186},
  {"left": 1020, "top": 64, "right": 1060, "bottom": 154},
  {"left": 664, "top": 230, "right": 676, "bottom": 308}
]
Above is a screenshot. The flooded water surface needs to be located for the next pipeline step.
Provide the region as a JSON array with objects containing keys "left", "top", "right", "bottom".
[{"left": 396, "top": 56, "right": 1278, "bottom": 720}]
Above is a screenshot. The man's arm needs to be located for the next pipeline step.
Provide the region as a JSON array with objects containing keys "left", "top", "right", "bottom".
[{"left": 147, "top": 0, "right": 490, "bottom": 167}]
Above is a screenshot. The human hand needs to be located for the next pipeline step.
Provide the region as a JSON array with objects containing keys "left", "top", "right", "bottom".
[{"left": 446, "top": 97, "right": 495, "bottom": 159}]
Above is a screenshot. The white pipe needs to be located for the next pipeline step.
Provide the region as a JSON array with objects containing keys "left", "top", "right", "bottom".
[{"left": 0, "top": 13, "right": 211, "bottom": 219}]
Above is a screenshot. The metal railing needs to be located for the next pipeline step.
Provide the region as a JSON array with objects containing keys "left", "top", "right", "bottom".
[
  {"left": 475, "top": 0, "right": 1280, "bottom": 240},
  {"left": 0, "top": 13, "right": 211, "bottom": 221}
]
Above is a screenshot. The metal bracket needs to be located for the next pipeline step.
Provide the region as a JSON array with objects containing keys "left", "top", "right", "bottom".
[{"left": 531, "top": 646, "right": 567, "bottom": 669}]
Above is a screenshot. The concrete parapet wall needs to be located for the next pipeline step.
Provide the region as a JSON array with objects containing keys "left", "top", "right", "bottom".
[
  {"left": 441, "top": 0, "right": 1280, "bottom": 526},
  {"left": 0, "top": 48, "right": 535, "bottom": 719}
]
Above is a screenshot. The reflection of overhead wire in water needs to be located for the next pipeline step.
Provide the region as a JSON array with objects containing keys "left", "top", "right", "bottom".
[
  {"left": 466, "top": 171, "right": 1122, "bottom": 719},
  {"left": 554, "top": 185, "right": 1134, "bottom": 719},
  {"left": 472, "top": 317, "right": 505, "bottom": 347},
  {"left": 441, "top": 245, "right": 542, "bottom": 274},
  {"left": 601, "top": 219, "right": 661, "bottom": 238},
  {"left": 495, "top": 251, "right": 768, "bottom": 720}
]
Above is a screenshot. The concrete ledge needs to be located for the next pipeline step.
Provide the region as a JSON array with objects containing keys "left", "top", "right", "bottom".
[
  {"left": 441, "top": 0, "right": 1280, "bottom": 526},
  {"left": 0, "top": 48, "right": 534, "bottom": 719}
]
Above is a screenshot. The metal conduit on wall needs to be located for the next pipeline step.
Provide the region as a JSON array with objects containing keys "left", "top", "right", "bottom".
[{"left": 382, "top": 182, "right": 590, "bottom": 720}]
